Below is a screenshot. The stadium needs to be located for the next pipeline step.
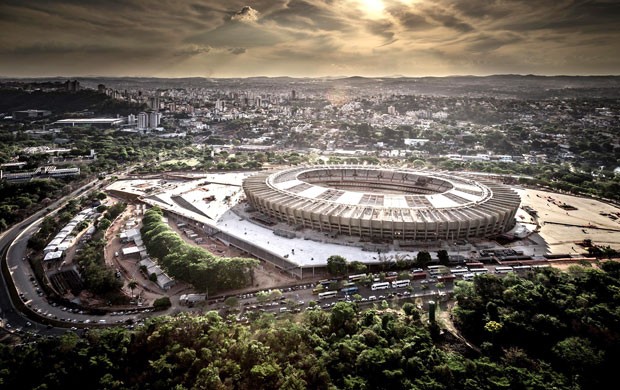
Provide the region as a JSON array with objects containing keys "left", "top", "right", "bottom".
[{"left": 243, "top": 165, "right": 521, "bottom": 241}]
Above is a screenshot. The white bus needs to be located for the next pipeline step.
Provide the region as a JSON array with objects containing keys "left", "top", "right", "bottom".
[
  {"left": 513, "top": 265, "right": 532, "bottom": 273},
  {"left": 427, "top": 265, "right": 449, "bottom": 275},
  {"left": 348, "top": 273, "right": 367, "bottom": 282},
  {"left": 462, "top": 273, "right": 475, "bottom": 281},
  {"left": 318, "top": 291, "right": 338, "bottom": 300},
  {"left": 450, "top": 268, "right": 469, "bottom": 276},
  {"left": 494, "top": 266, "right": 514, "bottom": 274},
  {"left": 391, "top": 279, "right": 411, "bottom": 289},
  {"left": 371, "top": 282, "right": 391, "bottom": 291},
  {"left": 469, "top": 268, "right": 489, "bottom": 275}
]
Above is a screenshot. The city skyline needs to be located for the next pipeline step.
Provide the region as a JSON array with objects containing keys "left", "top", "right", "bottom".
[{"left": 1, "top": 0, "right": 619, "bottom": 78}]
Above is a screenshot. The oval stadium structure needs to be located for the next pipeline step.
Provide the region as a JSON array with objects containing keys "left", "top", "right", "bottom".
[{"left": 243, "top": 165, "right": 521, "bottom": 241}]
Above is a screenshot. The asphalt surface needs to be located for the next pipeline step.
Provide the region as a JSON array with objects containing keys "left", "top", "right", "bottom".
[{"left": 0, "top": 178, "right": 111, "bottom": 336}]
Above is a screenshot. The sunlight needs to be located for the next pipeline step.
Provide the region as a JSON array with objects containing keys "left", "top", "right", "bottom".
[{"left": 357, "top": 0, "right": 385, "bottom": 18}]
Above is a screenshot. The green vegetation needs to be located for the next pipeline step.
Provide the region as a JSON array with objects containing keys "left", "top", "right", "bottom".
[
  {"left": 416, "top": 251, "right": 432, "bottom": 266},
  {"left": 0, "top": 88, "right": 144, "bottom": 116},
  {"left": 0, "top": 302, "right": 570, "bottom": 389},
  {"left": 76, "top": 238, "right": 122, "bottom": 295},
  {"left": 0, "top": 179, "right": 68, "bottom": 230},
  {"left": 140, "top": 207, "right": 258, "bottom": 293},
  {"left": 3, "top": 255, "right": 620, "bottom": 389},
  {"left": 326, "top": 254, "right": 347, "bottom": 276},
  {"left": 453, "top": 262, "right": 620, "bottom": 389},
  {"left": 73, "top": 202, "right": 126, "bottom": 295},
  {"left": 153, "top": 297, "right": 172, "bottom": 310}
]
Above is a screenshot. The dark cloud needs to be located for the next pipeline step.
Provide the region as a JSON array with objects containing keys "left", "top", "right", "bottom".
[
  {"left": 174, "top": 45, "right": 212, "bottom": 57},
  {"left": 186, "top": 21, "right": 283, "bottom": 48},
  {"left": 231, "top": 6, "right": 260, "bottom": 22},
  {"left": 463, "top": 33, "right": 524, "bottom": 53},
  {"left": 263, "top": 0, "right": 351, "bottom": 32},
  {"left": 366, "top": 20, "right": 395, "bottom": 41},
  {"left": 425, "top": 7, "right": 474, "bottom": 33},
  {"left": 0, "top": 0, "right": 618, "bottom": 77},
  {"left": 443, "top": 0, "right": 620, "bottom": 34},
  {"left": 228, "top": 47, "right": 246, "bottom": 55},
  {"left": 0, "top": 42, "right": 126, "bottom": 56},
  {"left": 387, "top": 9, "right": 432, "bottom": 31},
  {"left": 375, "top": 39, "right": 398, "bottom": 48},
  {"left": 441, "top": 0, "right": 514, "bottom": 20}
]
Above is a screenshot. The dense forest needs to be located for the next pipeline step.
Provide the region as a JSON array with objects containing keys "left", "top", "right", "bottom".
[{"left": 1, "top": 263, "right": 618, "bottom": 389}]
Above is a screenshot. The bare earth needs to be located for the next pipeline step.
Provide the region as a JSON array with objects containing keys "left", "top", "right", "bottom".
[
  {"left": 101, "top": 199, "right": 296, "bottom": 310},
  {"left": 519, "top": 188, "right": 620, "bottom": 255}
]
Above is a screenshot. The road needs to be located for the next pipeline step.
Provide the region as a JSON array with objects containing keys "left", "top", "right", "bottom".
[
  {"left": 0, "top": 177, "right": 125, "bottom": 336},
  {"left": 6, "top": 220, "right": 151, "bottom": 329}
]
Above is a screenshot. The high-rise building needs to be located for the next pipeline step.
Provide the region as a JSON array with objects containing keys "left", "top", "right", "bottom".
[
  {"left": 291, "top": 90, "right": 296, "bottom": 100},
  {"left": 255, "top": 96, "right": 262, "bottom": 108},
  {"left": 137, "top": 112, "right": 148, "bottom": 129},
  {"left": 149, "top": 111, "right": 161, "bottom": 128},
  {"left": 128, "top": 114, "right": 136, "bottom": 125},
  {"left": 148, "top": 96, "right": 160, "bottom": 111},
  {"left": 64, "top": 80, "right": 80, "bottom": 92}
]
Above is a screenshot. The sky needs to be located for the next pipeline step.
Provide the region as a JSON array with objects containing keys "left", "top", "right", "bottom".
[{"left": 0, "top": 0, "right": 619, "bottom": 78}]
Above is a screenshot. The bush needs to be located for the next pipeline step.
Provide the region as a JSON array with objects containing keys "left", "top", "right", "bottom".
[{"left": 153, "top": 297, "right": 171, "bottom": 310}]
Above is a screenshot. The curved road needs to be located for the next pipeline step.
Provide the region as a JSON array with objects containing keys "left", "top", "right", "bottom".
[{"left": 0, "top": 178, "right": 119, "bottom": 335}]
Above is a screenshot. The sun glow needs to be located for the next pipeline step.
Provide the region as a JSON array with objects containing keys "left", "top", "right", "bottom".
[{"left": 357, "top": 0, "right": 385, "bottom": 18}]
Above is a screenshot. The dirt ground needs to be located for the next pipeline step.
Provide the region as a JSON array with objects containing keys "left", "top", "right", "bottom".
[
  {"left": 98, "top": 200, "right": 296, "bottom": 309},
  {"left": 520, "top": 188, "right": 620, "bottom": 254}
]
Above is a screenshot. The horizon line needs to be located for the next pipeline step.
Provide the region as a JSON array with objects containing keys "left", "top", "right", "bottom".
[{"left": 1, "top": 73, "right": 620, "bottom": 80}]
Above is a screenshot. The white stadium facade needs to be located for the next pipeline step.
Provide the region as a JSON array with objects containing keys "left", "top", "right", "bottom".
[{"left": 243, "top": 165, "right": 521, "bottom": 241}]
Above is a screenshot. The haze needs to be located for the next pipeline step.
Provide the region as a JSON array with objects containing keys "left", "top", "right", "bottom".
[{"left": 1, "top": 0, "right": 619, "bottom": 77}]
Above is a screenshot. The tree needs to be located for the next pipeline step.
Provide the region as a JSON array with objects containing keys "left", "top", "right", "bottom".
[
  {"left": 416, "top": 251, "right": 431, "bottom": 266},
  {"left": 153, "top": 297, "right": 171, "bottom": 309},
  {"left": 75, "top": 220, "right": 89, "bottom": 232},
  {"left": 348, "top": 260, "right": 367, "bottom": 274},
  {"left": 437, "top": 250, "right": 449, "bottom": 265},
  {"left": 330, "top": 302, "right": 357, "bottom": 335},
  {"left": 224, "top": 296, "right": 239, "bottom": 310},
  {"left": 402, "top": 302, "right": 415, "bottom": 316},
  {"left": 269, "top": 289, "right": 283, "bottom": 301},
  {"left": 127, "top": 280, "right": 138, "bottom": 298},
  {"left": 98, "top": 218, "right": 111, "bottom": 231},
  {"left": 256, "top": 291, "right": 269, "bottom": 303},
  {"left": 327, "top": 255, "right": 347, "bottom": 276}
]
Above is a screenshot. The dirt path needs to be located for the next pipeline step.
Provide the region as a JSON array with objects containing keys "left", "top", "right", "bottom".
[{"left": 437, "top": 302, "right": 481, "bottom": 353}]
